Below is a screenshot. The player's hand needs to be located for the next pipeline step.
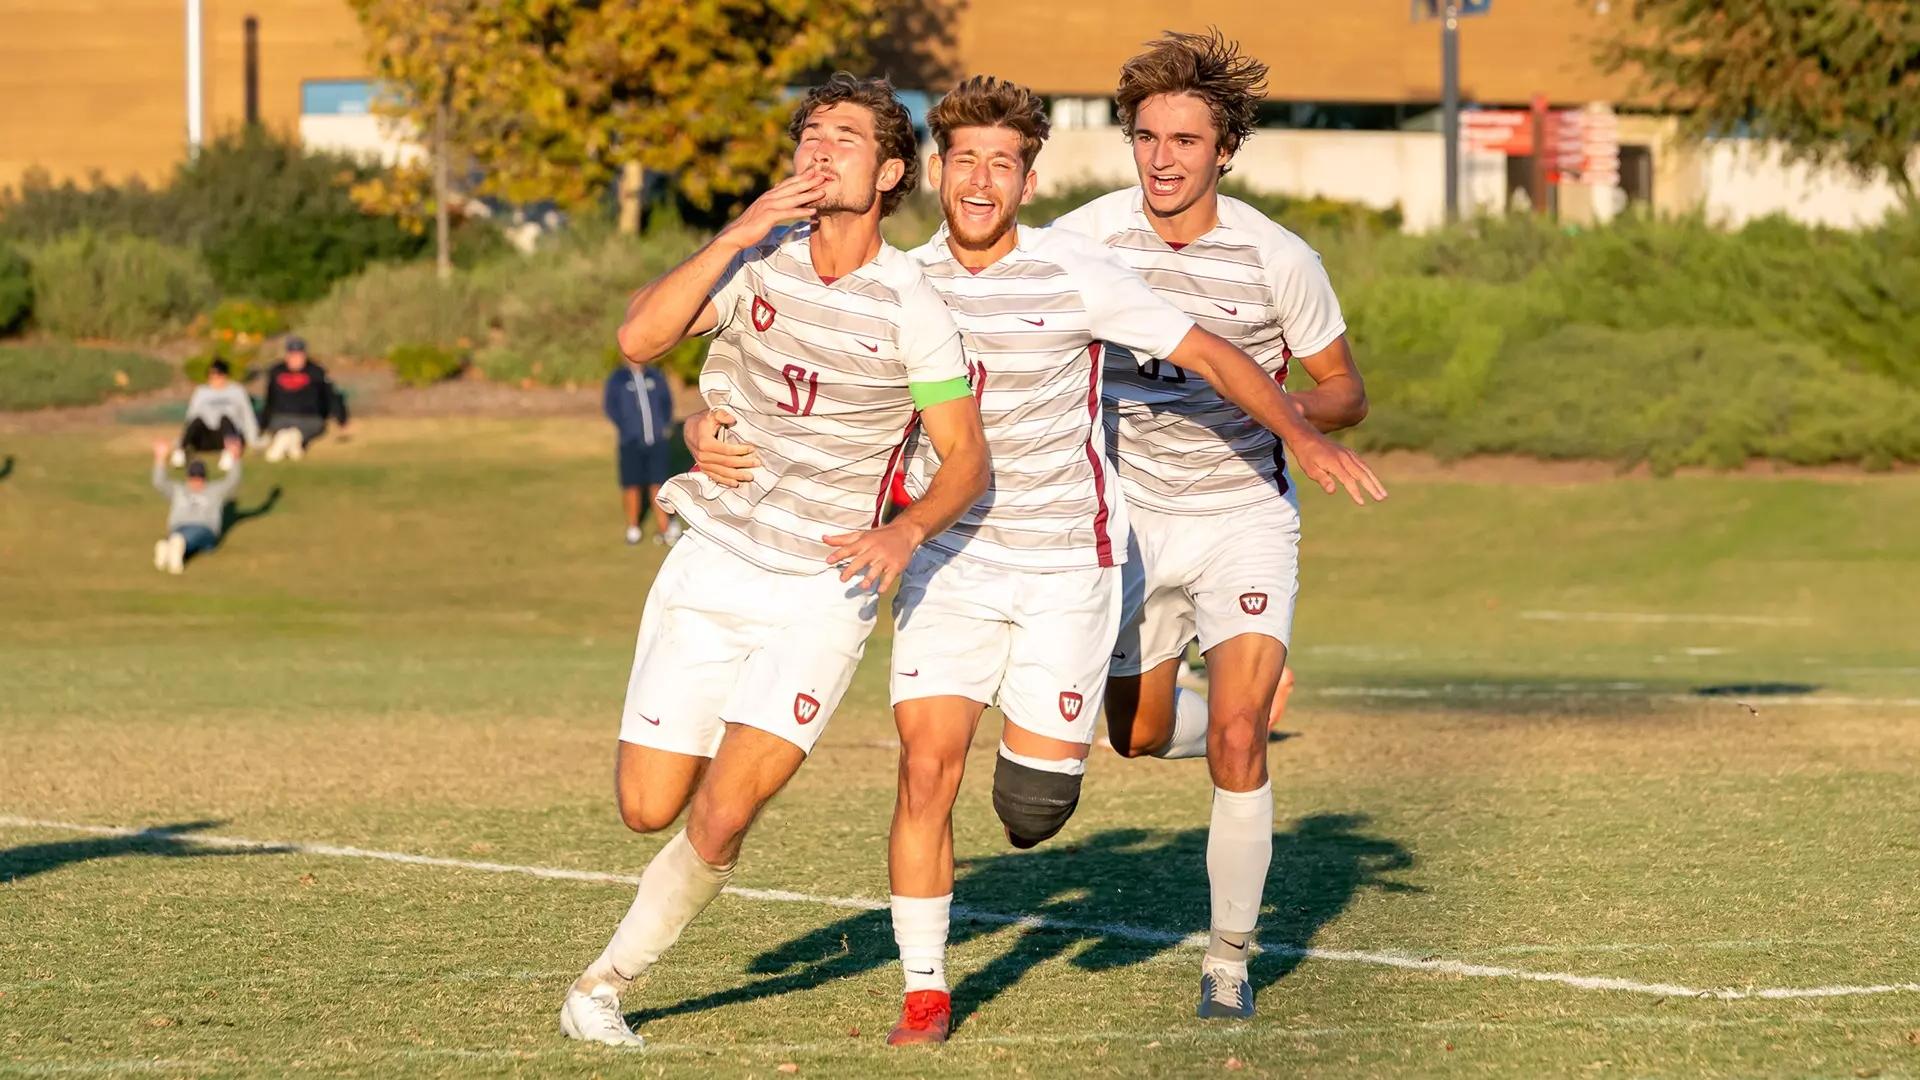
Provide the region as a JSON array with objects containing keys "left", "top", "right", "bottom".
[
  {"left": 152, "top": 440, "right": 170, "bottom": 461},
  {"left": 822, "top": 522, "right": 918, "bottom": 593},
  {"left": 1290, "top": 432, "right": 1387, "bottom": 505},
  {"left": 715, "top": 168, "right": 829, "bottom": 253},
  {"left": 223, "top": 436, "right": 244, "bottom": 456},
  {"left": 685, "top": 407, "right": 759, "bottom": 487}
]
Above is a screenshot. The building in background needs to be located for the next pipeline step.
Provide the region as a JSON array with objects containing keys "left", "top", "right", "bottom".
[{"left": 1, "top": 0, "right": 1907, "bottom": 230}]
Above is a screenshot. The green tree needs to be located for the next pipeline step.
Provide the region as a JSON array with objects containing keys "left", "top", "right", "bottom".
[
  {"left": 349, "top": 0, "right": 885, "bottom": 232},
  {"left": 1603, "top": 0, "right": 1920, "bottom": 206}
]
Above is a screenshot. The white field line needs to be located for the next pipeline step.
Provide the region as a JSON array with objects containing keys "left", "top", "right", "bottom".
[
  {"left": 1311, "top": 685, "right": 1920, "bottom": 708},
  {"left": 4, "top": 816, "right": 1918, "bottom": 1004},
  {"left": 1520, "top": 610, "right": 1811, "bottom": 627}
]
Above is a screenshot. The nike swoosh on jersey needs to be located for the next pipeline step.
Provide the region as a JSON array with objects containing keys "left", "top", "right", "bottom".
[
  {"left": 1213, "top": 303, "right": 1239, "bottom": 315},
  {"left": 901, "top": 669, "right": 920, "bottom": 677},
  {"left": 638, "top": 714, "right": 660, "bottom": 726},
  {"left": 857, "top": 340, "right": 880, "bottom": 352},
  {"left": 1018, "top": 317, "right": 1045, "bottom": 326}
]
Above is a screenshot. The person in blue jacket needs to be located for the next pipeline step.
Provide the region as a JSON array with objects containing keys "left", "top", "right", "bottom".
[{"left": 603, "top": 362, "right": 679, "bottom": 545}]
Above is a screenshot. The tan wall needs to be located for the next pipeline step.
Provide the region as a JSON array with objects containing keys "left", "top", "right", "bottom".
[
  {"left": 886, "top": 0, "right": 1637, "bottom": 106},
  {"left": 0, "top": 0, "right": 364, "bottom": 191}
]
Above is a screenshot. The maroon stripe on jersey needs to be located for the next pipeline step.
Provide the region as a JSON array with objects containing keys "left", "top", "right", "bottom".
[
  {"left": 1081, "top": 342, "right": 1115, "bottom": 567},
  {"left": 873, "top": 415, "right": 919, "bottom": 526}
]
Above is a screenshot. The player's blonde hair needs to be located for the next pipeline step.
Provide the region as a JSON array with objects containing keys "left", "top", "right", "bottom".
[
  {"left": 1115, "top": 28, "right": 1269, "bottom": 175},
  {"left": 927, "top": 75, "right": 1052, "bottom": 168}
]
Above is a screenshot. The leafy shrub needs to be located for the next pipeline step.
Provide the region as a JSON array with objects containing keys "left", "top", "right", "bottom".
[
  {"left": 0, "top": 340, "right": 171, "bottom": 410},
  {"left": 301, "top": 261, "right": 494, "bottom": 362},
  {"left": 473, "top": 225, "right": 703, "bottom": 387},
  {"left": 387, "top": 342, "right": 465, "bottom": 387},
  {"left": 0, "top": 243, "right": 30, "bottom": 334},
  {"left": 206, "top": 298, "right": 287, "bottom": 341},
  {"left": 182, "top": 338, "right": 256, "bottom": 384},
  {"left": 27, "top": 231, "right": 215, "bottom": 340},
  {"left": 0, "top": 130, "right": 426, "bottom": 303}
]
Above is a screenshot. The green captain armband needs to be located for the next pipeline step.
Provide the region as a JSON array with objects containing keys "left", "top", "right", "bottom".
[{"left": 910, "top": 376, "right": 973, "bottom": 410}]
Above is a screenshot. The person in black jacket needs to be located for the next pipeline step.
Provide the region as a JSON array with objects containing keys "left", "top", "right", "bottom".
[{"left": 260, "top": 337, "right": 350, "bottom": 462}]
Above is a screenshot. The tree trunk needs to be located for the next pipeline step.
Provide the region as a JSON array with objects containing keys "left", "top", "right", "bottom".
[
  {"left": 617, "top": 161, "right": 644, "bottom": 235},
  {"left": 434, "top": 93, "right": 452, "bottom": 283}
]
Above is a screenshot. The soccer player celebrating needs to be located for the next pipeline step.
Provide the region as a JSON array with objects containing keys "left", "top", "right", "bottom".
[
  {"left": 1051, "top": 29, "right": 1377, "bottom": 1020},
  {"left": 558, "top": 74, "right": 989, "bottom": 1049},
  {"left": 690, "top": 74, "right": 1382, "bottom": 1044}
]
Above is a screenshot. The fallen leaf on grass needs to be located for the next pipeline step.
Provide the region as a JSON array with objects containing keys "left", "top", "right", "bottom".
[
  {"left": 777, "top": 1064, "right": 799, "bottom": 1074},
  {"left": 147, "top": 1016, "right": 175, "bottom": 1028},
  {"left": 298, "top": 873, "right": 317, "bottom": 886},
  {"left": 1224, "top": 1057, "right": 1244, "bottom": 1070}
]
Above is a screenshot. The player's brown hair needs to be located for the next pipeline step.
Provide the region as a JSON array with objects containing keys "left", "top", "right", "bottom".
[
  {"left": 927, "top": 75, "right": 1052, "bottom": 168},
  {"left": 786, "top": 73, "right": 920, "bottom": 217},
  {"left": 1115, "top": 28, "right": 1269, "bottom": 175}
]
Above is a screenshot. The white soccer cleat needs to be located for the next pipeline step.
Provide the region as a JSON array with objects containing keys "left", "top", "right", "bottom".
[
  {"left": 168, "top": 448, "right": 186, "bottom": 468},
  {"left": 264, "top": 437, "right": 285, "bottom": 463},
  {"left": 285, "top": 430, "right": 305, "bottom": 461},
  {"left": 624, "top": 526, "right": 643, "bottom": 546},
  {"left": 1197, "top": 961, "right": 1254, "bottom": 1020},
  {"left": 153, "top": 539, "right": 169, "bottom": 571},
  {"left": 558, "top": 984, "right": 645, "bottom": 1048},
  {"left": 165, "top": 535, "right": 187, "bottom": 575},
  {"left": 662, "top": 518, "right": 685, "bottom": 547}
]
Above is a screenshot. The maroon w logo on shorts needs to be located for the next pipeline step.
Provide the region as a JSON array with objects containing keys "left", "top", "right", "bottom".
[
  {"left": 1058, "top": 691, "right": 1084, "bottom": 720},
  {"left": 793, "top": 693, "right": 821, "bottom": 724},
  {"left": 751, "top": 296, "right": 776, "bottom": 332},
  {"left": 1239, "top": 592, "right": 1269, "bottom": 615}
]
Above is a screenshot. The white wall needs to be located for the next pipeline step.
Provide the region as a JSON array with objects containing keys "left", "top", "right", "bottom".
[
  {"left": 1034, "top": 128, "right": 1506, "bottom": 231},
  {"left": 297, "top": 114, "right": 423, "bottom": 169},
  {"left": 1702, "top": 141, "right": 1915, "bottom": 229}
]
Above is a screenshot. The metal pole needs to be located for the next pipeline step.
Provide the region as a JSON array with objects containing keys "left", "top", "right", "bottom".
[
  {"left": 1442, "top": 2, "right": 1460, "bottom": 224},
  {"left": 243, "top": 16, "right": 260, "bottom": 128},
  {"left": 185, "top": 0, "right": 203, "bottom": 155}
]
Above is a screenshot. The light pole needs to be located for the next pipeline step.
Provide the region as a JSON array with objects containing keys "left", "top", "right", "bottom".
[{"left": 1442, "top": 1, "right": 1460, "bottom": 224}]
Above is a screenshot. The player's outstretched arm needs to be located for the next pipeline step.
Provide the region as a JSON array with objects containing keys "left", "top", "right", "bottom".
[
  {"left": 822, "top": 395, "right": 988, "bottom": 593},
  {"left": 1288, "top": 335, "right": 1369, "bottom": 434},
  {"left": 682, "top": 408, "right": 760, "bottom": 487},
  {"left": 1167, "top": 327, "right": 1386, "bottom": 505},
  {"left": 616, "top": 168, "right": 829, "bottom": 364}
]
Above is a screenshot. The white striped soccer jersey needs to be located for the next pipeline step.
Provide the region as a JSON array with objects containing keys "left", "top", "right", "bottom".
[
  {"left": 1051, "top": 189, "right": 1347, "bottom": 515},
  {"left": 657, "top": 223, "right": 969, "bottom": 576},
  {"left": 903, "top": 225, "right": 1195, "bottom": 571}
]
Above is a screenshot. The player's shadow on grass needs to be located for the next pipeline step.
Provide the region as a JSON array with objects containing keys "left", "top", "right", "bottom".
[
  {"left": 630, "top": 814, "right": 1416, "bottom": 1031},
  {"left": 0, "top": 454, "right": 14, "bottom": 482},
  {"left": 221, "top": 485, "right": 283, "bottom": 536},
  {"left": 0, "top": 821, "right": 287, "bottom": 883}
]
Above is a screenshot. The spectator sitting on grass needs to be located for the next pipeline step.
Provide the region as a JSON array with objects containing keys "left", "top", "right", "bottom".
[
  {"left": 259, "top": 336, "right": 350, "bottom": 462},
  {"left": 151, "top": 437, "right": 242, "bottom": 575},
  {"left": 173, "top": 359, "right": 259, "bottom": 470}
]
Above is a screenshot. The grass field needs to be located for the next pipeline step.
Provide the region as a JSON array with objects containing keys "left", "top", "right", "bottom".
[{"left": 4, "top": 418, "right": 1919, "bottom": 1078}]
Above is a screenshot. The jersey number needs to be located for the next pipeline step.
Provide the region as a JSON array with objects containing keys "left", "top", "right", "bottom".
[
  {"left": 1138, "top": 358, "right": 1189, "bottom": 384},
  {"left": 777, "top": 364, "right": 820, "bottom": 415}
]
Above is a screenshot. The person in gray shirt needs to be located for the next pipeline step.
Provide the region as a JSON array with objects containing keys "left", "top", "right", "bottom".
[
  {"left": 151, "top": 438, "right": 242, "bottom": 574},
  {"left": 171, "top": 359, "right": 260, "bottom": 469}
]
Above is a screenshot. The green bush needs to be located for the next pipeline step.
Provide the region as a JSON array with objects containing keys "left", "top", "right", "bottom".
[
  {"left": 301, "top": 261, "right": 495, "bottom": 362},
  {"left": 0, "top": 340, "right": 171, "bottom": 410},
  {"left": 0, "top": 243, "right": 30, "bottom": 334},
  {"left": 0, "top": 130, "right": 426, "bottom": 303},
  {"left": 387, "top": 342, "right": 465, "bottom": 387},
  {"left": 27, "top": 231, "right": 215, "bottom": 340},
  {"left": 182, "top": 338, "right": 256, "bottom": 384},
  {"left": 473, "top": 225, "right": 704, "bottom": 387},
  {"left": 207, "top": 298, "right": 288, "bottom": 341}
]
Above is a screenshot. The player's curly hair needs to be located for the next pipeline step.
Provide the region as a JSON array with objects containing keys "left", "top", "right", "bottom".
[
  {"left": 1115, "top": 28, "right": 1269, "bottom": 176},
  {"left": 927, "top": 75, "right": 1052, "bottom": 169},
  {"left": 786, "top": 73, "right": 921, "bottom": 218}
]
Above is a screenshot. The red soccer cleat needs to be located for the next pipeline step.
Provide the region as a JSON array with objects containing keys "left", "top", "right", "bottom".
[{"left": 886, "top": 989, "right": 952, "bottom": 1046}]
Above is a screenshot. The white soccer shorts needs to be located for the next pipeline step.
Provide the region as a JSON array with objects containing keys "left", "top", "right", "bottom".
[
  {"left": 618, "top": 530, "right": 878, "bottom": 757},
  {"left": 889, "top": 547, "right": 1121, "bottom": 745},
  {"left": 1110, "top": 493, "right": 1301, "bottom": 677}
]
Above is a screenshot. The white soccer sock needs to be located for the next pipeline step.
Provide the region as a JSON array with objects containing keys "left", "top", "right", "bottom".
[
  {"left": 891, "top": 893, "right": 952, "bottom": 993},
  {"left": 997, "top": 741, "right": 1086, "bottom": 776},
  {"left": 581, "top": 830, "right": 735, "bottom": 994},
  {"left": 1205, "top": 781, "right": 1274, "bottom": 972},
  {"left": 1152, "top": 687, "right": 1211, "bottom": 760}
]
